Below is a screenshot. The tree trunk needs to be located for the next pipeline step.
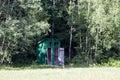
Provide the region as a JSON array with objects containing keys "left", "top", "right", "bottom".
[
  {"left": 51, "top": 0, "right": 55, "bottom": 37},
  {"left": 85, "top": 0, "right": 90, "bottom": 64},
  {"left": 69, "top": 0, "right": 74, "bottom": 62},
  {"left": 85, "top": 32, "right": 88, "bottom": 63},
  {"left": 69, "top": 25, "right": 72, "bottom": 62},
  {"left": 95, "top": 27, "right": 99, "bottom": 63}
]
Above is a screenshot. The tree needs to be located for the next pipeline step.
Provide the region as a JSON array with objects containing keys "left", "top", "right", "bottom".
[
  {"left": 0, "top": 0, "right": 50, "bottom": 64},
  {"left": 89, "top": 0, "right": 120, "bottom": 62}
]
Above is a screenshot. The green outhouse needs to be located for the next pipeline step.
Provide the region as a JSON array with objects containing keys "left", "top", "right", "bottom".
[{"left": 36, "top": 38, "right": 63, "bottom": 65}]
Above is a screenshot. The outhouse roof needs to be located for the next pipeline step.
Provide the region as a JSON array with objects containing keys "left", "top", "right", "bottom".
[{"left": 38, "top": 38, "right": 60, "bottom": 44}]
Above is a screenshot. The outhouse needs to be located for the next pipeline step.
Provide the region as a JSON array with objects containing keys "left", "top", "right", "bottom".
[{"left": 36, "top": 38, "right": 64, "bottom": 66}]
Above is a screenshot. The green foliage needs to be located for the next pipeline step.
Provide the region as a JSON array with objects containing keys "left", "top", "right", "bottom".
[
  {"left": 0, "top": 0, "right": 119, "bottom": 66},
  {"left": 0, "top": 0, "right": 50, "bottom": 64},
  {"left": 71, "top": 0, "right": 120, "bottom": 64},
  {"left": 92, "top": 59, "right": 120, "bottom": 67}
]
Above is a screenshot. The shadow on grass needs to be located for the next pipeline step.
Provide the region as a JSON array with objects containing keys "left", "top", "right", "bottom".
[{"left": 0, "top": 63, "right": 91, "bottom": 70}]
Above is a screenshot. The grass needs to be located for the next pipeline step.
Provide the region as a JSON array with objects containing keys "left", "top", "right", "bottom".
[
  {"left": 0, "top": 68, "right": 120, "bottom": 80},
  {"left": 0, "top": 64, "right": 56, "bottom": 70}
]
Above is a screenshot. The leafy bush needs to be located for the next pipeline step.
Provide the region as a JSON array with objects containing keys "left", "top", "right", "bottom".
[{"left": 92, "top": 59, "right": 120, "bottom": 67}]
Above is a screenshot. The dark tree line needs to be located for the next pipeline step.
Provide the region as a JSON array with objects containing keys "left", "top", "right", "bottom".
[{"left": 0, "top": 0, "right": 120, "bottom": 66}]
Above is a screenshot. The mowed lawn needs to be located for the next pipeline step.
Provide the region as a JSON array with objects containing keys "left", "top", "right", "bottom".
[{"left": 0, "top": 68, "right": 120, "bottom": 80}]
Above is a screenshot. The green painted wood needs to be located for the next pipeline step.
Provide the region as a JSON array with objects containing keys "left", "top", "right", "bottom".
[{"left": 36, "top": 38, "right": 61, "bottom": 65}]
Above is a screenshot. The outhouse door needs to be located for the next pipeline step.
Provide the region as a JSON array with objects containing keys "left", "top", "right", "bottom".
[
  {"left": 58, "top": 48, "right": 64, "bottom": 66},
  {"left": 47, "top": 48, "right": 64, "bottom": 66},
  {"left": 47, "top": 48, "right": 59, "bottom": 65},
  {"left": 47, "top": 48, "right": 52, "bottom": 65}
]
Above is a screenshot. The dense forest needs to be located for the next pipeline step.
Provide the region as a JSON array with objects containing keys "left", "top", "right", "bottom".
[{"left": 0, "top": 0, "right": 120, "bottom": 66}]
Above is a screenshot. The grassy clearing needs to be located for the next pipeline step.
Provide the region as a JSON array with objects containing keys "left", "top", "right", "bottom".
[
  {"left": 0, "top": 65, "right": 58, "bottom": 70},
  {"left": 0, "top": 68, "right": 120, "bottom": 80}
]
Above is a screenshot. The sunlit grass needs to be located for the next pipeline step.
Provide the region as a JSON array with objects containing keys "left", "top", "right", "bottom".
[{"left": 0, "top": 68, "right": 120, "bottom": 80}]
